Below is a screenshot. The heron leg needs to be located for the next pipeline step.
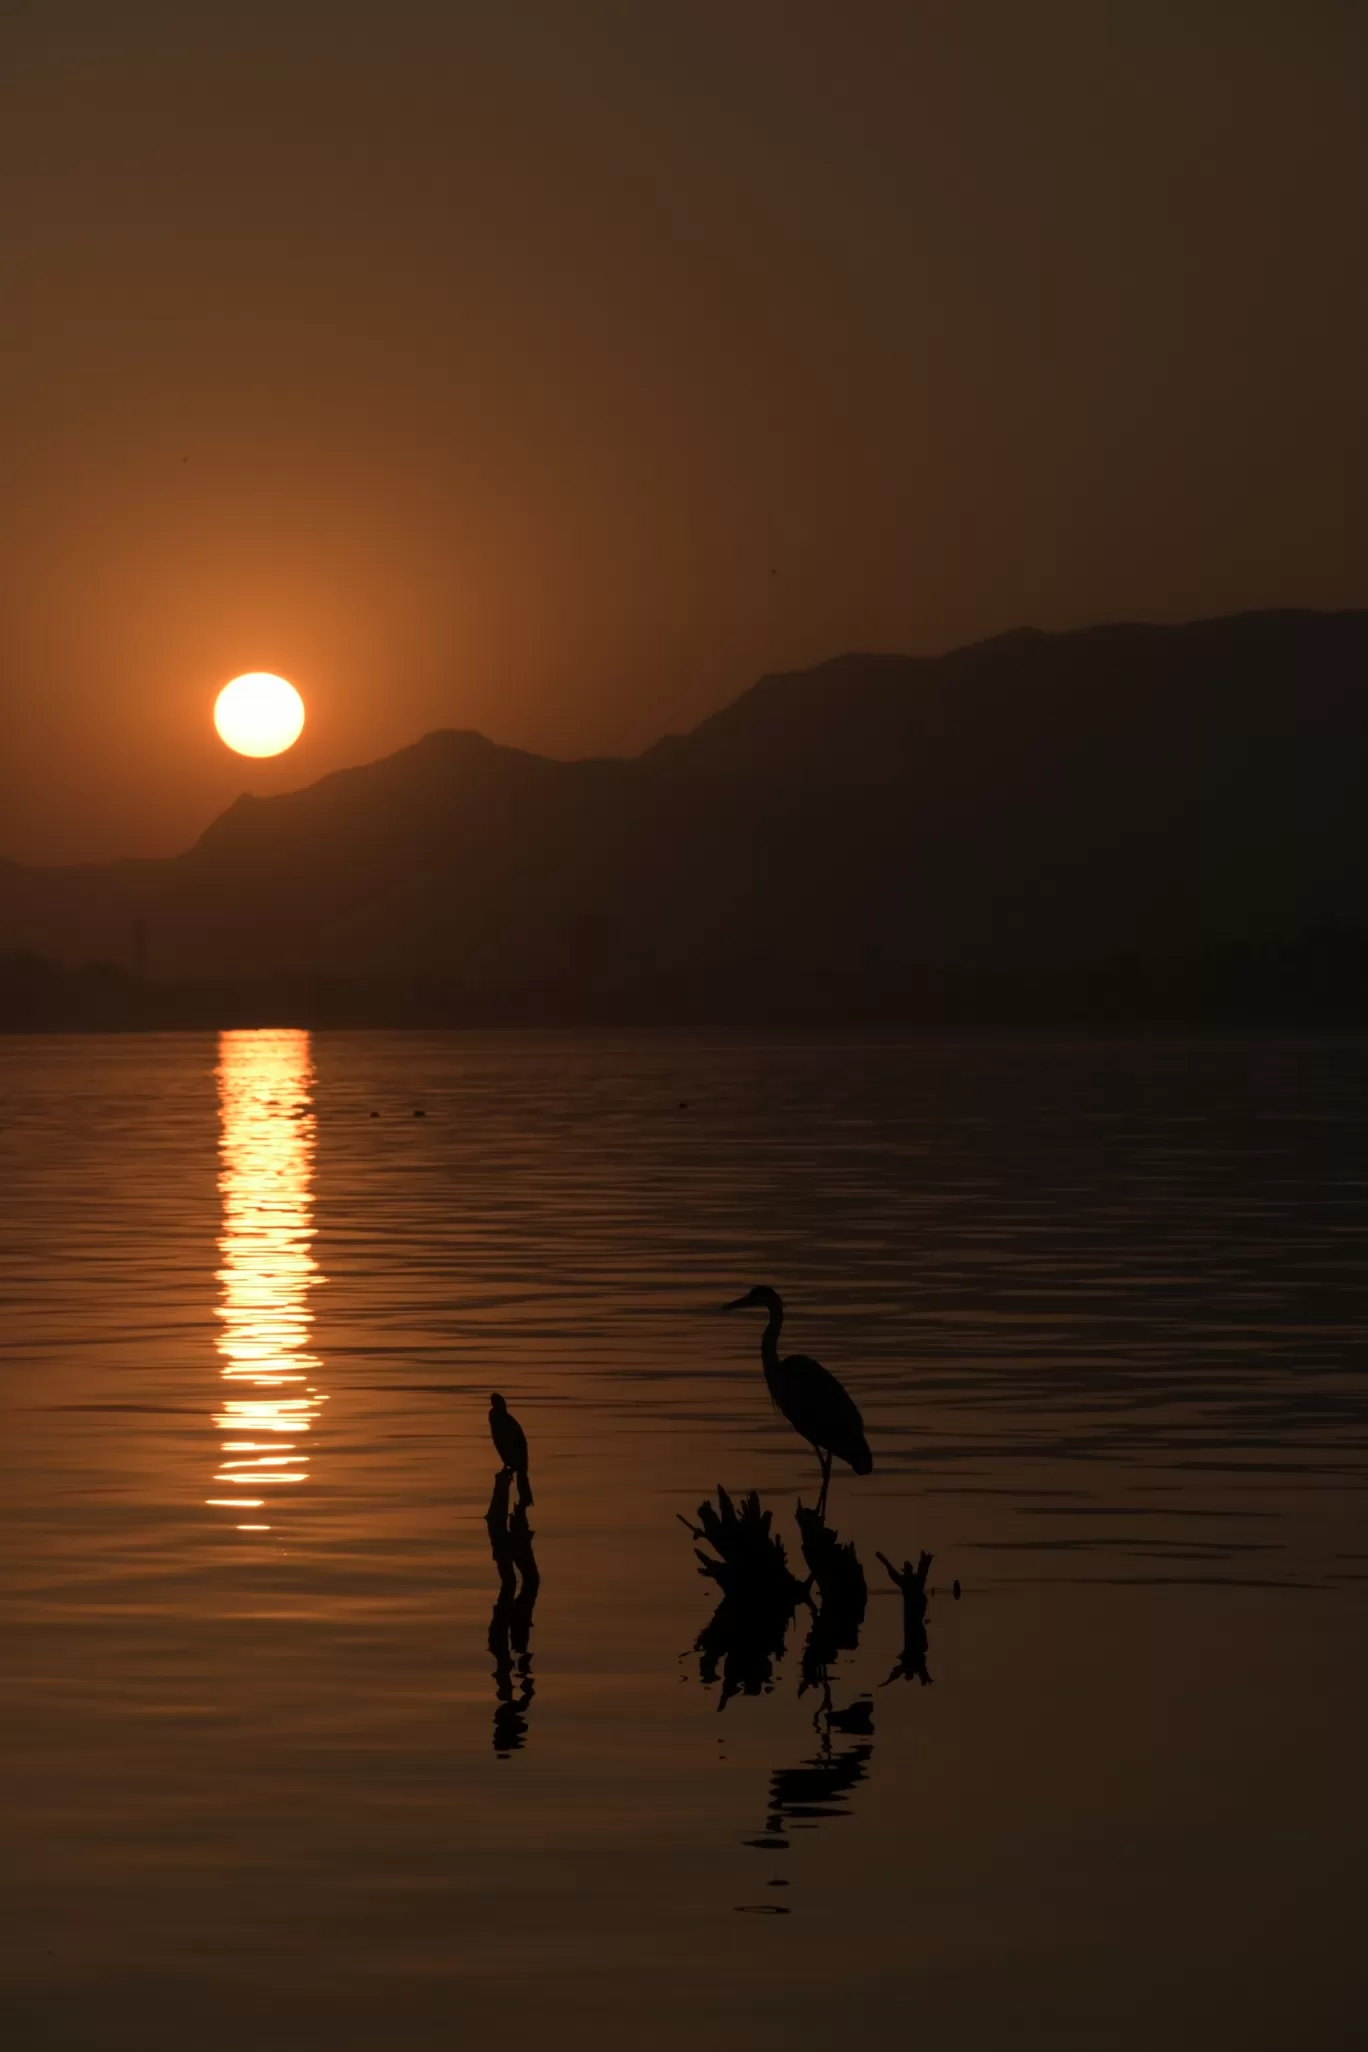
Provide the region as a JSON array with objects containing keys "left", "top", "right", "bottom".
[{"left": 816, "top": 1450, "right": 832, "bottom": 1525}]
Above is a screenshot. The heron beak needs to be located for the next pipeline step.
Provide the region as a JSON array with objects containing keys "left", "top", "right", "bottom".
[{"left": 721, "top": 1293, "right": 752, "bottom": 1312}]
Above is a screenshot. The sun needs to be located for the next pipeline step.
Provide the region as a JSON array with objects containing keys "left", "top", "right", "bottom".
[{"left": 214, "top": 673, "right": 305, "bottom": 758}]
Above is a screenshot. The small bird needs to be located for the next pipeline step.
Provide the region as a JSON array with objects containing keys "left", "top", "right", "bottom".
[
  {"left": 724, "top": 1286, "right": 871, "bottom": 1520},
  {"left": 489, "top": 1392, "right": 533, "bottom": 1507}
]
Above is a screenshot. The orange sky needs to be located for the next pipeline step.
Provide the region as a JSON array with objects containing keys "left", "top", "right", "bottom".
[{"left": 3, "top": 1, "right": 1366, "bottom": 863}]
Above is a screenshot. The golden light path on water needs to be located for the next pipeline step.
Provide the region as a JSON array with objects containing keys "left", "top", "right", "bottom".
[{"left": 212, "top": 1029, "right": 325, "bottom": 1531}]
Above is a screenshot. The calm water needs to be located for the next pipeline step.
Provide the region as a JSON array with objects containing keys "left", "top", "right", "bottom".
[{"left": 2, "top": 1031, "right": 1367, "bottom": 2049}]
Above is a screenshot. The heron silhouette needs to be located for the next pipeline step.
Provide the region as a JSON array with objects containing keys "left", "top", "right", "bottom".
[
  {"left": 489, "top": 1392, "right": 533, "bottom": 1507},
  {"left": 724, "top": 1287, "right": 871, "bottom": 1520}
]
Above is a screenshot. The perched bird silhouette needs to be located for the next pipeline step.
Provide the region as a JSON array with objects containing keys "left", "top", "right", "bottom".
[
  {"left": 724, "top": 1287, "right": 871, "bottom": 1520},
  {"left": 489, "top": 1392, "right": 533, "bottom": 1507}
]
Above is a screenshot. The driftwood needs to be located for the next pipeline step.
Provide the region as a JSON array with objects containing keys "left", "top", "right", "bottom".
[
  {"left": 681, "top": 1489, "right": 944, "bottom": 1702},
  {"left": 680, "top": 1488, "right": 810, "bottom": 1708},
  {"left": 877, "top": 1548, "right": 933, "bottom": 1686},
  {"left": 678, "top": 1486, "right": 810, "bottom": 1609},
  {"left": 682, "top": 1489, "right": 873, "bottom": 1709},
  {"left": 795, "top": 1503, "right": 867, "bottom": 1641}
]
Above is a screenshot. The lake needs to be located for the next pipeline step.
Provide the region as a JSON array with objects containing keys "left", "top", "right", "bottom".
[{"left": 2, "top": 1030, "right": 1367, "bottom": 2049}]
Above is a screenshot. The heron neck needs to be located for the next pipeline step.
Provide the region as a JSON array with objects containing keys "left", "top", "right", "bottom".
[{"left": 761, "top": 1305, "right": 783, "bottom": 1374}]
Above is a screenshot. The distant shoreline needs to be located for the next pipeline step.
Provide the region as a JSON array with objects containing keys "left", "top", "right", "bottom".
[{"left": 7, "top": 932, "right": 1368, "bottom": 1036}]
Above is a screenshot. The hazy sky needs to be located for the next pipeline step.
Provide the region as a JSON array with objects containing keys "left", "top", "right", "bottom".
[{"left": 3, "top": 1, "right": 1365, "bottom": 862}]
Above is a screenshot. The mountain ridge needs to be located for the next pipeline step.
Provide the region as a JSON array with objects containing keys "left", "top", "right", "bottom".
[{"left": 3, "top": 608, "right": 1367, "bottom": 1007}]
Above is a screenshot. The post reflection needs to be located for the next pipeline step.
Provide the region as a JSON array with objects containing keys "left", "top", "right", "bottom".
[
  {"left": 211, "top": 1029, "right": 326, "bottom": 1532},
  {"left": 487, "top": 1470, "right": 540, "bottom": 1755}
]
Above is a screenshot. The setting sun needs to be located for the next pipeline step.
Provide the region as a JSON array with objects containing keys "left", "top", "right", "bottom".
[{"left": 213, "top": 673, "right": 305, "bottom": 758}]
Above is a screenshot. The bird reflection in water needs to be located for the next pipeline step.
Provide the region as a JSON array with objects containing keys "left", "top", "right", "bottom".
[
  {"left": 735, "top": 1611, "right": 877, "bottom": 1914},
  {"left": 735, "top": 1589, "right": 878, "bottom": 1914},
  {"left": 487, "top": 1468, "right": 539, "bottom": 1756},
  {"left": 210, "top": 1030, "right": 326, "bottom": 1533},
  {"left": 749, "top": 1666, "right": 875, "bottom": 1849}
]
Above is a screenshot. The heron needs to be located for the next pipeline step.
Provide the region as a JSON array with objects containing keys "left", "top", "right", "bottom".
[
  {"left": 724, "top": 1286, "right": 871, "bottom": 1521},
  {"left": 489, "top": 1392, "right": 533, "bottom": 1507}
]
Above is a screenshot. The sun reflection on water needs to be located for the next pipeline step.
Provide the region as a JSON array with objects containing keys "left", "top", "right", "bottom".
[{"left": 212, "top": 1029, "right": 325, "bottom": 1532}]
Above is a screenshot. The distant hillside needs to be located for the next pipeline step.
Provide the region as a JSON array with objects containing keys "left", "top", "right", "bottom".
[{"left": 3, "top": 610, "right": 1367, "bottom": 1018}]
